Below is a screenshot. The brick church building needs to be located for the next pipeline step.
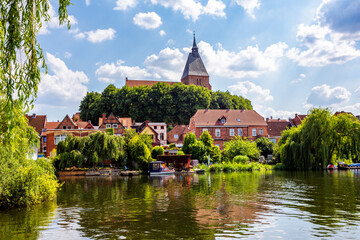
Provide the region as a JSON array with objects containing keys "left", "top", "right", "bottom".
[{"left": 125, "top": 35, "right": 211, "bottom": 90}]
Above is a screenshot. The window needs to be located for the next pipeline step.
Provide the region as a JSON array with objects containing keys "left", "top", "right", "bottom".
[
  {"left": 160, "top": 133, "right": 164, "bottom": 140},
  {"left": 238, "top": 128, "right": 243, "bottom": 136},
  {"left": 62, "top": 126, "right": 66, "bottom": 129},
  {"left": 215, "top": 129, "right": 221, "bottom": 137},
  {"left": 67, "top": 126, "right": 71, "bottom": 129},
  {"left": 43, "top": 136, "right": 47, "bottom": 143},
  {"left": 43, "top": 147, "right": 47, "bottom": 153},
  {"left": 215, "top": 144, "right": 220, "bottom": 147},
  {"left": 229, "top": 129, "right": 235, "bottom": 136},
  {"left": 174, "top": 134, "right": 179, "bottom": 139},
  {"left": 259, "top": 128, "right": 263, "bottom": 135},
  {"left": 154, "top": 126, "right": 157, "bottom": 129},
  {"left": 55, "top": 135, "right": 67, "bottom": 145},
  {"left": 112, "top": 124, "right": 118, "bottom": 128},
  {"left": 161, "top": 126, "right": 164, "bottom": 129},
  {"left": 106, "top": 124, "right": 111, "bottom": 128},
  {"left": 203, "top": 128, "right": 208, "bottom": 133},
  {"left": 252, "top": 128, "right": 257, "bottom": 136},
  {"left": 220, "top": 118, "right": 226, "bottom": 124}
]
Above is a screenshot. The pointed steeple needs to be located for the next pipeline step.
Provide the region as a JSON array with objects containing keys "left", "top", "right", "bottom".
[{"left": 192, "top": 31, "right": 199, "bottom": 57}]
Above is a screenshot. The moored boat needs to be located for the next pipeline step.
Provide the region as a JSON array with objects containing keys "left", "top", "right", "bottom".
[{"left": 149, "top": 161, "right": 175, "bottom": 176}]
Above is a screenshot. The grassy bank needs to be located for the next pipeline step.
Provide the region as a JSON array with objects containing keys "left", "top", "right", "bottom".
[{"left": 198, "top": 162, "right": 275, "bottom": 172}]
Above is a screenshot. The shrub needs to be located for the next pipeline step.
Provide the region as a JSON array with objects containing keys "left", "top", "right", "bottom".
[
  {"left": 233, "top": 155, "right": 249, "bottom": 164},
  {"left": 151, "top": 146, "right": 164, "bottom": 159},
  {"left": 222, "top": 137, "right": 260, "bottom": 161}
]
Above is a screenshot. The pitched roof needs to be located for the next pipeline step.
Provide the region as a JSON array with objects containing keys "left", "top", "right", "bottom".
[
  {"left": 26, "top": 114, "right": 46, "bottom": 135},
  {"left": 76, "top": 121, "right": 94, "bottom": 129},
  {"left": 334, "top": 111, "right": 354, "bottom": 117},
  {"left": 181, "top": 36, "right": 209, "bottom": 79},
  {"left": 118, "top": 117, "right": 132, "bottom": 129},
  {"left": 267, "top": 119, "right": 289, "bottom": 137},
  {"left": 125, "top": 79, "right": 178, "bottom": 88},
  {"left": 290, "top": 114, "right": 307, "bottom": 126},
  {"left": 191, "top": 109, "right": 267, "bottom": 126},
  {"left": 45, "top": 121, "right": 60, "bottom": 130},
  {"left": 168, "top": 125, "right": 190, "bottom": 143}
]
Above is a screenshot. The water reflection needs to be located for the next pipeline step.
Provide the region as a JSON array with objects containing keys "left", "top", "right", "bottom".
[{"left": 1, "top": 171, "right": 360, "bottom": 239}]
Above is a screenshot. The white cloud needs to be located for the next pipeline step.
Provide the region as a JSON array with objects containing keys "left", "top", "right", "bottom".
[
  {"left": 198, "top": 41, "right": 288, "bottom": 79},
  {"left": 114, "top": 0, "right": 137, "bottom": 10},
  {"left": 95, "top": 60, "right": 154, "bottom": 83},
  {"left": 37, "top": 53, "right": 89, "bottom": 107},
  {"left": 64, "top": 52, "right": 72, "bottom": 59},
  {"left": 287, "top": 0, "right": 360, "bottom": 67},
  {"left": 86, "top": 28, "right": 116, "bottom": 43},
  {"left": 290, "top": 73, "right": 306, "bottom": 84},
  {"left": 149, "top": 0, "right": 226, "bottom": 21},
  {"left": 306, "top": 84, "right": 351, "bottom": 107},
  {"left": 160, "top": 30, "right": 166, "bottom": 37},
  {"left": 229, "top": 80, "right": 274, "bottom": 104},
  {"left": 133, "top": 12, "right": 162, "bottom": 29},
  {"left": 74, "top": 28, "right": 116, "bottom": 43},
  {"left": 85, "top": 0, "right": 90, "bottom": 6},
  {"left": 39, "top": 3, "right": 78, "bottom": 35},
  {"left": 262, "top": 107, "right": 296, "bottom": 120},
  {"left": 232, "top": 0, "right": 260, "bottom": 18}
]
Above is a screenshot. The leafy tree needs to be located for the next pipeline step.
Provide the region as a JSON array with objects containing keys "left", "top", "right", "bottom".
[
  {"left": 127, "top": 135, "right": 151, "bottom": 170},
  {"left": 222, "top": 136, "right": 260, "bottom": 161},
  {"left": 182, "top": 132, "right": 197, "bottom": 154},
  {"left": 151, "top": 146, "right": 164, "bottom": 159},
  {"left": 255, "top": 137, "right": 275, "bottom": 158},
  {"left": 276, "top": 108, "right": 360, "bottom": 170},
  {"left": 79, "top": 83, "right": 253, "bottom": 125},
  {"left": 233, "top": 155, "right": 249, "bottom": 164},
  {"left": 188, "top": 141, "right": 207, "bottom": 163}
]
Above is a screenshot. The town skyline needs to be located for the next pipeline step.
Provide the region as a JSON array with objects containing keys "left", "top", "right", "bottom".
[{"left": 34, "top": 0, "right": 360, "bottom": 122}]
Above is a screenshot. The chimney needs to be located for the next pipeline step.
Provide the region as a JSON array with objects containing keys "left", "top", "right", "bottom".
[
  {"left": 32, "top": 113, "right": 36, "bottom": 118},
  {"left": 278, "top": 118, "right": 280, "bottom": 121},
  {"left": 88, "top": 120, "right": 91, "bottom": 123},
  {"left": 102, "top": 113, "right": 106, "bottom": 123},
  {"left": 295, "top": 113, "right": 298, "bottom": 117},
  {"left": 270, "top": 116, "right": 273, "bottom": 119},
  {"left": 266, "top": 118, "right": 269, "bottom": 122}
]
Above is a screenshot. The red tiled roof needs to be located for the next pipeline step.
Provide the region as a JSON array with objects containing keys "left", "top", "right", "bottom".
[
  {"left": 267, "top": 119, "right": 289, "bottom": 137},
  {"left": 168, "top": 125, "right": 190, "bottom": 143},
  {"left": 291, "top": 114, "right": 307, "bottom": 126},
  {"left": 190, "top": 109, "right": 267, "bottom": 126},
  {"left": 118, "top": 117, "right": 132, "bottom": 129},
  {"left": 76, "top": 121, "right": 94, "bottom": 129},
  {"left": 125, "top": 79, "right": 178, "bottom": 87},
  {"left": 26, "top": 114, "right": 46, "bottom": 135},
  {"left": 334, "top": 111, "right": 354, "bottom": 117},
  {"left": 45, "top": 121, "right": 60, "bottom": 130}
]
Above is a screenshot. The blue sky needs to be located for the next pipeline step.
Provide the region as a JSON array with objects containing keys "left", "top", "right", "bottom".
[{"left": 33, "top": 0, "right": 360, "bottom": 122}]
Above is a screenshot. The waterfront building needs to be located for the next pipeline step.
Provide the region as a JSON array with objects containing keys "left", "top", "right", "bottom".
[
  {"left": 189, "top": 109, "right": 268, "bottom": 149},
  {"left": 266, "top": 117, "right": 290, "bottom": 144},
  {"left": 132, "top": 120, "right": 167, "bottom": 146}
]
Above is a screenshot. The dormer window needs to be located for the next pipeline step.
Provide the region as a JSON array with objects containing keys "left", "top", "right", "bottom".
[
  {"left": 220, "top": 118, "right": 226, "bottom": 124},
  {"left": 237, "top": 119, "right": 241, "bottom": 122},
  {"left": 106, "top": 124, "right": 111, "bottom": 128}
]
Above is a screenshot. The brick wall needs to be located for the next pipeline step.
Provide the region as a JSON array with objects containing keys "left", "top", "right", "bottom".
[{"left": 181, "top": 75, "right": 211, "bottom": 90}]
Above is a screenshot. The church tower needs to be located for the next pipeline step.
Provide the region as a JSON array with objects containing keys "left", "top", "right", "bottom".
[{"left": 181, "top": 34, "right": 211, "bottom": 90}]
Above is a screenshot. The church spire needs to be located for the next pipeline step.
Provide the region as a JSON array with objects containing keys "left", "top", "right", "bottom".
[{"left": 192, "top": 31, "right": 199, "bottom": 56}]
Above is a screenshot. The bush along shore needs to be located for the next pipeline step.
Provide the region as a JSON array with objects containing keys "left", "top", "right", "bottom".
[{"left": 199, "top": 162, "right": 275, "bottom": 172}]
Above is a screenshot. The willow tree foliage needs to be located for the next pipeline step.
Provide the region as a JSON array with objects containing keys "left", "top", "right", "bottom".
[
  {"left": 276, "top": 108, "right": 360, "bottom": 170},
  {"left": 55, "top": 132, "right": 125, "bottom": 169},
  {"left": 80, "top": 83, "right": 253, "bottom": 125},
  {"left": 1, "top": 0, "right": 71, "bottom": 124},
  {"left": 0, "top": 1, "right": 70, "bottom": 208}
]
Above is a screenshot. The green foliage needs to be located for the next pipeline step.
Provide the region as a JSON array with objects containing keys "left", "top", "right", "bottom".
[
  {"left": 55, "top": 131, "right": 124, "bottom": 169},
  {"left": 200, "top": 162, "right": 273, "bottom": 172},
  {"left": 222, "top": 137, "right": 260, "bottom": 161},
  {"left": 176, "top": 150, "right": 185, "bottom": 155},
  {"left": 188, "top": 141, "right": 207, "bottom": 162},
  {"left": 151, "top": 146, "right": 164, "bottom": 159},
  {"left": 105, "top": 128, "right": 115, "bottom": 135},
  {"left": 182, "top": 132, "right": 197, "bottom": 154},
  {"left": 79, "top": 83, "right": 253, "bottom": 125},
  {"left": 127, "top": 135, "right": 151, "bottom": 171},
  {"left": 255, "top": 137, "right": 275, "bottom": 158},
  {"left": 276, "top": 108, "right": 360, "bottom": 170},
  {"left": 0, "top": 104, "right": 59, "bottom": 208},
  {"left": 233, "top": 155, "right": 249, "bottom": 164},
  {"left": 209, "top": 145, "right": 221, "bottom": 163},
  {"left": 168, "top": 143, "right": 176, "bottom": 149}
]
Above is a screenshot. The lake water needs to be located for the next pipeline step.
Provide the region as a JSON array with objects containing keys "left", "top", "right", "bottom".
[{"left": 1, "top": 171, "right": 360, "bottom": 239}]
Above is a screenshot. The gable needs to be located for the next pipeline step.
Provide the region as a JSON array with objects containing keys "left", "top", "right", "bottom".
[{"left": 57, "top": 115, "right": 77, "bottom": 129}]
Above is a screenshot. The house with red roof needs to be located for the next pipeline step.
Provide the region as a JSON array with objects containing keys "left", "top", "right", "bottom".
[
  {"left": 266, "top": 117, "right": 290, "bottom": 143},
  {"left": 168, "top": 125, "right": 190, "bottom": 146},
  {"left": 189, "top": 109, "right": 268, "bottom": 149},
  {"left": 289, "top": 113, "right": 307, "bottom": 127}
]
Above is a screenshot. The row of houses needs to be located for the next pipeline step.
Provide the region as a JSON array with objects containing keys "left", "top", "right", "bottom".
[
  {"left": 28, "top": 109, "right": 357, "bottom": 158},
  {"left": 26, "top": 113, "right": 168, "bottom": 158}
]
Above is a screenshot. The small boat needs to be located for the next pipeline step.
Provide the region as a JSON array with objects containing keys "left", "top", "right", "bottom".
[
  {"left": 338, "top": 162, "right": 348, "bottom": 170},
  {"left": 348, "top": 163, "right": 360, "bottom": 169},
  {"left": 149, "top": 161, "right": 175, "bottom": 176},
  {"left": 327, "top": 164, "right": 337, "bottom": 170}
]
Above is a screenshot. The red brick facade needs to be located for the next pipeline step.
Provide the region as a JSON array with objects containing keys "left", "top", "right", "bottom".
[
  {"left": 181, "top": 75, "right": 211, "bottom": 90},
  {"left": 99, "top": 113, "right": 126, "bottom": 135},
  {"left": 189, "top": 109, "right": 268, "bottom": 149}
]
